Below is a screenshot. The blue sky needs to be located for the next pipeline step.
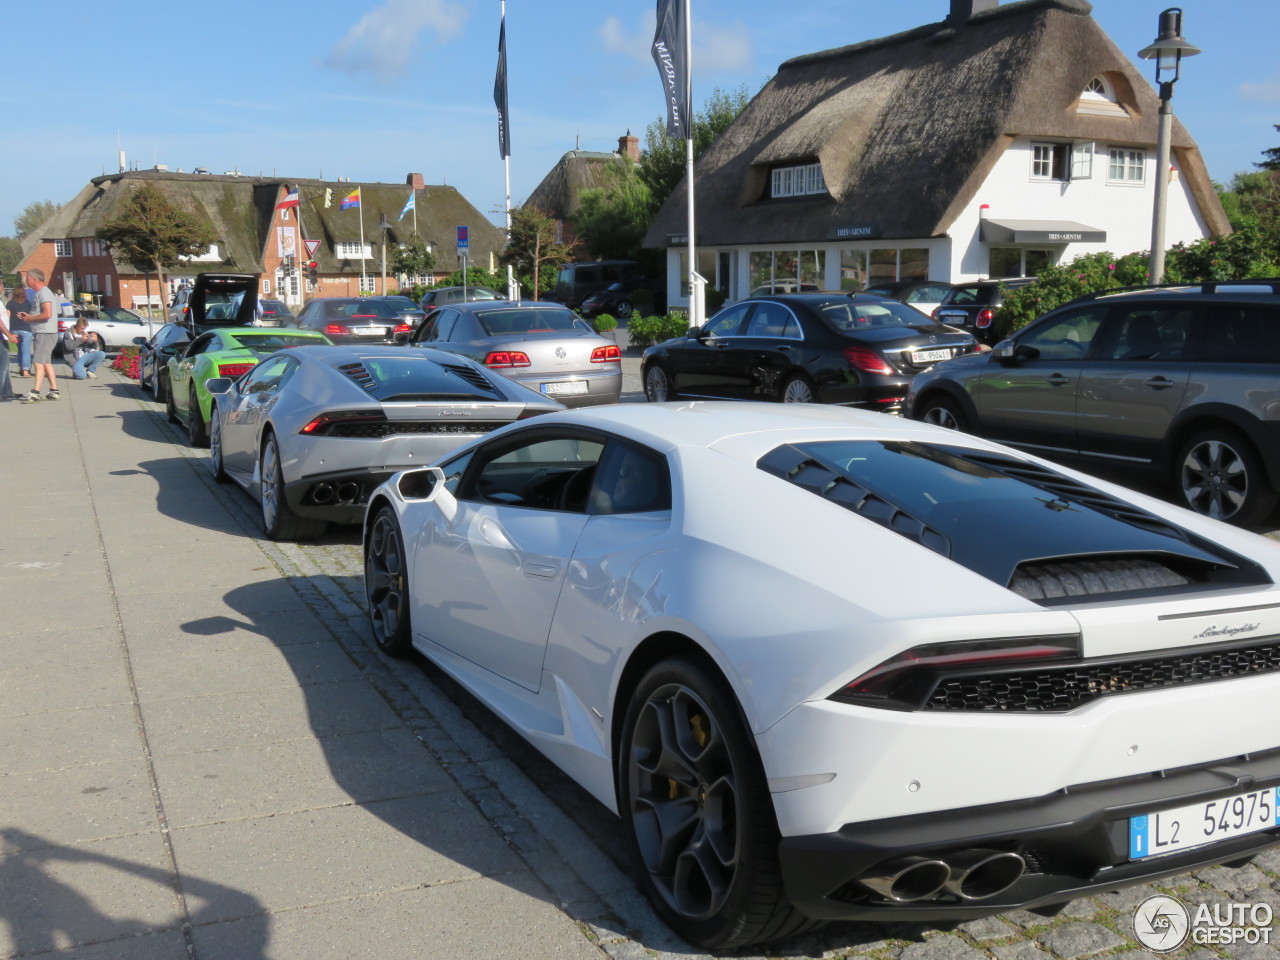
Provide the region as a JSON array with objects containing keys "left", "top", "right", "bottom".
[{"left": 3, "top": 0, "right": 1276, "bottom": 236}]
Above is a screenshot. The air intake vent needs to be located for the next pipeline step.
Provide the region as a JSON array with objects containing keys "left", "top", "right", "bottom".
[
  {"left": 442, "top": 362, "right": 500, "bottom": 394},
  {"left": 338, "top": 362, "right": 377, "bottom": 391}
]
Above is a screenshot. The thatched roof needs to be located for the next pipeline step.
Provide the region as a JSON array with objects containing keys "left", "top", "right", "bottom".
[
  {"left": 525, "top": 151, "right": 633, "bottom": 220},
  {"left": 644, "top": 0, "right": 1229, "bottom": 248},
  {"left": 29, "top": 170, "right": 505, "bottom": 275}
]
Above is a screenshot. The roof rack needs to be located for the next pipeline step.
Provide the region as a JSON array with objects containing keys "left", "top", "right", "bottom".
[{"left": 1066, "top": 278, "right": 1280, "bottom": 305}]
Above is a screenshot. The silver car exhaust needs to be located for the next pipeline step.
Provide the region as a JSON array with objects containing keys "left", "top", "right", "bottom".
[
  {"left": 942, "top": 849, "right": 1026, "bottom": 900},
  {"left": 310, "top": 483, "right": 335, "bottom": 504},
  {"left": 336, "top": 482, "right": 360, "bottom": 504},
  {"left": 858, "top": 857, "right": 950, "bottom": 902}
]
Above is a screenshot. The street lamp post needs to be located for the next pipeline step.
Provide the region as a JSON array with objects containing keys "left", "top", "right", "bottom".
[
  {"left": 377, "top": 215, "right": 391, "bottom": 294},
  {"left": 1138, "top": 7, "right": 1200, "bottom": 284}
]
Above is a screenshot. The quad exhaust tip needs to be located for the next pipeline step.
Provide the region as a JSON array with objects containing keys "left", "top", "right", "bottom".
[{"left": 859, "top": 849, "right": 1025, "bottom": 903}]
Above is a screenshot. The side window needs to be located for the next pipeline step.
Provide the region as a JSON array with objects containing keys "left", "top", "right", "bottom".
[
  {"left": 590, "top": 442, "right": 671, "bottom": 515},
  {"left": 1019, "top": 308, "right": 1105, "bottom": 360},
  {"left": 463, "top": 435, "right": 605, "bottom": 510},
  {"left": 1197, "top": 305, "right": 1280, "bottom": 363},
  {"left": 440, "top": 451, "right": 474, "bottom": 495},
  {"left": 243, "top": 356, "right": 290, "bottom": 394},
  {"left": 704, "top": 302, "right": 752, "bottom": 338},
  {"left": 185, "top": 333, "right": 216, "bottom": 358},
  {"left": 436, "top": 310, "right": 460, "bottom": 342},
  {"left": 745, "top": 302, "right": 800, "bottom": 338},
  {"left": 415, "top": 311, "right": 441, "bottom": 342},
  {"left": 1102, "top": 307, "right": 1189, "bottom": 362},
  {"left": 575, "top": 267, "right": 598, "bottom": 285}
]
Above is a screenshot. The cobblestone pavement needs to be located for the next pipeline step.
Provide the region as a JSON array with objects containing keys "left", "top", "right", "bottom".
[{"left": 142, "top": 363, "right": 1278, "bottom": 960}]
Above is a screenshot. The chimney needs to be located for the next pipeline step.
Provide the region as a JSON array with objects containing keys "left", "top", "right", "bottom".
[
  {"left": 948, "top": 0, "right": 998, "bottom": 27},
  {"left": 407, "top": 172, "right": 425, "bottom": 190},
  {"left": 618, "top": 131, "right": 640, "bottom": 162}
]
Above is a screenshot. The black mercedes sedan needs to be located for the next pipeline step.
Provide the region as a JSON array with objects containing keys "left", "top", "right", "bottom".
[{"left": 641, "top": 293, "right": 978, "bottom": 411}]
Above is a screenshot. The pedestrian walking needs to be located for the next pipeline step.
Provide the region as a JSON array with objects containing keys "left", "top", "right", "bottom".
[
  {"left": 0, "top": 280, "right": 23, "bottom": 401},
  {"left": 62, "top": 318, "right": 106, "bottom": 380},
  {"left": 16, "top": 268, "right": 60, "bottom": 402},
  {"left": 5, "top": 284, "right": 32, "bottom": 376}
]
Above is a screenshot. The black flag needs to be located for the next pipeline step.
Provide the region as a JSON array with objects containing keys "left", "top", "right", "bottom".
[
  {"left": 494, "top": 15, "right": 510, "bottom": 158},
  {"left": 651, "top": 0, "right": 690, "bottom": 139}
]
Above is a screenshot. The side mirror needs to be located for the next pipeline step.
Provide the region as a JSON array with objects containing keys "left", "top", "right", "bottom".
[
  {"left": 393, "top": 330, "right": 411, "bottom": 344},
  {"left": 132, "top": 336, "right": 148, "bottom": 346},
  {"left": 397, "top": 466, "right": 457, "bottom": 521},
  {"left": 205, "top": 377, "right": 233, "bottom": 395}
]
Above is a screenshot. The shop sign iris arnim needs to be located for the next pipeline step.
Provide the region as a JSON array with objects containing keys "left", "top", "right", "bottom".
[{"left": 1133, "top": 894, "right": 1273, "bottom": 952}]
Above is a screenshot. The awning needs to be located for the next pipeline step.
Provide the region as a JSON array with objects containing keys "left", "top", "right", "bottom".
[{"left": 980, "top": 219, "right": 1106, "bottom": 244}]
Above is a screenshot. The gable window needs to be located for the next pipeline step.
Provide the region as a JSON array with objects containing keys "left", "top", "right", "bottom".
[
  {"left": 1031, "top": 142, "right": 1093, "bottom": 182},
  {"left": 1077, "top": 75, "right": 1129, "bottom": 118},
  {"left": 770, "top": 162, "right": 826, "bottom": 199},
  {"left": 54, "top": 240, "right": 73, "bottom": 257},
  {"left": 1108, "top": 148, "right": 1146, "bottom": 184},
  {"left": 337, "top": 240, "right": 369, "bottom": 258}
]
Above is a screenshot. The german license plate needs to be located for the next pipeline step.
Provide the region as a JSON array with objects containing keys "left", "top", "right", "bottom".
[
  {"left": 358, "top": 327, "right": 387, "bottom": 337},
  {"left": 1129, "top": 786, "right": 1280, "bottom": 860},
  {"left": 542, "top": 380, "right": 588, "bottom": 396},
  {"left": 912, "top": 348, "right": 951, "bottom": 364}
]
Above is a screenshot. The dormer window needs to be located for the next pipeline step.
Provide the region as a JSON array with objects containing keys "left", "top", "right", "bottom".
[
  {"left": 770, "top": 162, "right": 826, "bottom": 199},
  {"left": 1077, "top": 75, "right": 1129, "bottom": 118}
]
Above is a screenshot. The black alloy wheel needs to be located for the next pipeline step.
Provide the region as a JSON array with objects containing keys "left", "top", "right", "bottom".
[
  {"left": 365, "top": 507, "right": 413, "bottom": 656},
  {"left": 209, "top": 412, "right": 229, "bottom": 483},
  {"left": 618, "top": 658, "right": 811, "bottom": 949},
  {"left": 918, "top": 396, "right": 967, "bottom": 432},
  {"left": 1177, "top": 429, "right": 1278, "bottom": 527},
  {"left": 187, "top": 385, "right": 209, "bottom": 447}
]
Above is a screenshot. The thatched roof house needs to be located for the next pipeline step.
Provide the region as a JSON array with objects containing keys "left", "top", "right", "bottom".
[
  {"left": 19, "top": 170, "right": 505, "bottom": 310},
  {"left": 525, "top": 134, "right": 641, "bottom": 250},
  {"left": 645, "top": 0, "right": 1226, "bottom": 305}
]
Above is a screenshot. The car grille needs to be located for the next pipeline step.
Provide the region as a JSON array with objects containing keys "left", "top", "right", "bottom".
[
  {"left": 324, "top": 420, "right": 509, "bottom": 438},
  {"left": 925, "top": 636, "right": 1280, "bottom": 712}
]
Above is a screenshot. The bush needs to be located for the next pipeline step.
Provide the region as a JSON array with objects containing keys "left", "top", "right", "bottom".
[
  {"left": 592, "top": 314, "right": 617, "bottom": 333},
  {"left": 628, "top": 288, "right": 655, "bottom": 315},
  {"left": 626, "top": 313, "right": 693, "bottom": 349}
]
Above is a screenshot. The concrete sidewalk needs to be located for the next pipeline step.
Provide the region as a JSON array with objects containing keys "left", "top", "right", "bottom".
[{"left": 0, "top": 372, "right": 611, "bottom": 959}]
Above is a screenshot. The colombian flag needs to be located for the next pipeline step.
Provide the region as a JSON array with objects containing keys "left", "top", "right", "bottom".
[{"left": 340, "top": 187, "right": 361, "bottom": 210}]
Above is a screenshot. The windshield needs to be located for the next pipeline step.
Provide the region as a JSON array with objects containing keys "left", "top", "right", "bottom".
[
  {"left": 330, "top": 300, "right": 402, "bottom": 320},
  {"left": 818, "top": 299, "right": 929, "bottom": 332},
  {"left": 226, "top": 333, "right": 328, "bottom": 350},
  {"left": 476, "top": 307, "right": 583, "bottom": 336}
]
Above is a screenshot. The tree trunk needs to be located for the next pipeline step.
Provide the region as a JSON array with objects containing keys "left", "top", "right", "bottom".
[
  {"left": 532, "top": 234, "right": 541, "bottom": 300},
  {"left": 153, "top": 260, "right": 168, "bottom": 323}
]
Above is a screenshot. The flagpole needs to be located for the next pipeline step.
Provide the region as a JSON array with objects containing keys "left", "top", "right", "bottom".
[
  {"left": 683, "top": 0, "right": 701, "bottom": 328},
  {"left": 359, "top": 189, "right": 366, "bottom": 293},
  {"left": 293, "top": 184, "right": 307, "bottom": 307},
  {"left": 497, "top": 0, "right": 517, "bottom": 300}
]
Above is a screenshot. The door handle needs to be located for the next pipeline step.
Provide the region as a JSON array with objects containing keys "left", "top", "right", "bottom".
[
  {"left": 523, "top": 561, "right": 559, "bottom": 579},
  {"left": 1144, "top": 377, "right": 1175, "bottom": 390},
  {"left": 1047, "top": 375, "right": 1071, "bottom": 386}
]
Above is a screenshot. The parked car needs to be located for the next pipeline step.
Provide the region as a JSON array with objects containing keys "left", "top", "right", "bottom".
[
  {"left": 906, "top": 279, "right": 1280, "bottom": 525},
  {"left": 578, "top": 281, "right": 664, "bottom": 319},
  {"left": 170, "top": 273, "right": 260, "bottom": 331},
  {"left": 550, "top": 260, "right": 661, "bottom": 312},
  {"left": 75, "top": 306, "right": 163, "bottom": 352},
  {"left": 863, "top": 280, "right": 956, "bottom": 318},
  {"left": 932, "top": 277, "right": 1038, "bottom": 344},
  {"left": 641, "top": 292, "right": 978, "bottom": 410},
  {"left": 403, "top": 300, "right": 622, "bottom": 407},
  {"left": 417, "top": 286, "right": 505, "bottom": 312},
  {"left": 134, "top": 323, "right": 193, "bottom": 400},
  {"left": 257, "top": 298, "right": 295, "bottom": 326},
  {"left": 362, "top": 399, "right": 1280, "bottom": 949},
  {"left": 206, "top": 344, "right": 563, "bottom": 540},
  {"left": 164, "top": 328, "right": 332, "bottom": 447},
  {"left": 374, "top": 295, "right": 426, "bottom": 328},
  {"left": 293, "top": 297, "right": 414, "bottom": 344}
]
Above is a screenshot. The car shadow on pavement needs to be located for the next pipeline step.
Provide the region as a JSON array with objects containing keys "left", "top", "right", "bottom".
[{"left": 0, "top": 828, "right": 267, "bottom": 958}]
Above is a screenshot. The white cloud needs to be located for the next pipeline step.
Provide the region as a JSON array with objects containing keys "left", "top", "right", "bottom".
[
  {"left": 325, "top": 0, "right": 469, "bottom": 84},
  {"left": 1238, "top": 75, "right": 1280, "bottom": 104},
  {"left": 600, "top": 11, "right": 753, "bottom": 75}
]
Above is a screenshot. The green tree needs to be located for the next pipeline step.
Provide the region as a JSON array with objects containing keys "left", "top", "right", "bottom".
[
  {"left": 391, "top": 237, "right": 437, "bottom": 283},
  {"left": 95, "top": 183, "right": 214, "bottom": 307},
  {"left": 502, "top": 205, "right": 574, "bottom": 300},
  {"left": 572, "top": 163, "right": 654, "bottom": 262},
  {"left": 14, "top": 200, "right": 61, "bottom": 240},
  {"left": 434, "top": 266, "right": 506, "bottom": 291},
  {"left": 638, "top": 86, "right": 751, "bottom": 212},
  {"left": 1258, "top": 124, "right": 1280, "bottom": 171},
  {"left": 1217, "top": 170, "right": 1280, "bottom": 229},
  {"left": 0, "top": 236, "right": 21, "bottom": 276}
]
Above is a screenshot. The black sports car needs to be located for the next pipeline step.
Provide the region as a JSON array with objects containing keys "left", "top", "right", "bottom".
[{"left": 641, "top": 292, "right": 978, "bottom": 411}]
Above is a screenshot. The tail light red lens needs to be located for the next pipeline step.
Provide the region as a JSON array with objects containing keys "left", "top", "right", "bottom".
[
  {"left": 218, "top": 362, "right": 257, "bottom": 377},
  {"left": 976, "top": 308, "right": 995, "bottom": 328},
  {"left": 830, "top": 636, "right": 1081, "bottom": 710},
  {"left": 324, "top": 324, "right": 350, "bottom": 336},
  {"left": 842, "top": 346, "right": 895, "bottom": 375},
  {"left": 57, "top": 320, "right": 71, "bottom": 332},
  {"left": 590, "top": 344, "right": 622, "bottom": 362},
  {"left": 300, "top": 409, "right": 387, "bottom": 435},
  {"left": 484, "top": 351, "right": 531, "bottom": 368},
  {"left": 393, "top": 323, "right": 413, "bottom": 334}
]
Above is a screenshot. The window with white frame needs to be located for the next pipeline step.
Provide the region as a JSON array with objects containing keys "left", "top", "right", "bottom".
[
  {"left": 82, "top": 275, "right": 99, "bottom": 292},
  {"left": 180, "top": 244, "right": 222, "bottom": 262},
  {"left": 104, "top": 276, "right": 113, "bottom": 297},
  {"left": 337, "top": 240, "right": 369, "bottom": 258},
  {"left": 771, "top": 162, "right": 826, "bottom": 198},
  {"left": 81, "top": 238, "right": 107, "bottom": 257},
  {"left": 54, "top": 240, "right": 73, "bottom": 257},
  {"left": 1108, "top": 148, "right": 1146, "bottom": 183},
  {"left": 262, "top": 279, "right": 271, "bottom": 294},
  {"left": 1031, "top": 142, "right": 1092, "bottom": 181}
]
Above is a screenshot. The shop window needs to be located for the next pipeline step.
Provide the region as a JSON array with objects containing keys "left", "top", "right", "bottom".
[{"left": 990, "top": 248, "right": 1054, "bottom": 278}]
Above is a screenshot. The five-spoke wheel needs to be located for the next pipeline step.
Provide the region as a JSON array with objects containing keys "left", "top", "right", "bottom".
[{"left": 365, "top": 507, "right": 413, "bottom": 656}]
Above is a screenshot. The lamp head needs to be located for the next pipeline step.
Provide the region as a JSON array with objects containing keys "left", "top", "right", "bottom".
[{"left": 1138, "top": 8, "right": 1200, "bottom": 84}]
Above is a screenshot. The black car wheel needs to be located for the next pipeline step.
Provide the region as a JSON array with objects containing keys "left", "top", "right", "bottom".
[
  {"left": 209, "top": 411, "right": 229, "bottom": 483},
  {"left": 1176, "top": 429, "right": 1278, "bottom": 527},
  {"left": 187, "top": 385, "right": 209, "bottom": 447},
  {"left": 615, "top": 300, "right": 634, "bottom": 320},
  {"left": 780, "top": 375, "right": 815, "bottom": 404},
  {"left": 164, "top": 382, "right": 180, "bottom": 423},
  {"left": 619, "top": 657, "right": 812, "bottom": 949},
  {"left": 918, "top": 395, "right": 968, "bottom": 431},
  {"left": 365, "top": 507, "right": 413, "bottom": 657},
  {"left": 155, "top": 369, "right": 168, "bottom": 403},
  {"left": 645, "top": 364, "right": 676, "bottom": 402},
  {"left": 260, "top": 433, "right": 326, "bottom": 541}
]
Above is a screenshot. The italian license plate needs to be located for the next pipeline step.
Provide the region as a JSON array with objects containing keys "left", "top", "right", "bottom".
[
  {"left": 912, "top": 348, "right": 951, "bottom": 364},
  {"left": 542, "top": 380, "right": 588, "bottom": 396},
  {"left": 1129, "top": 786, "right": 1280, "bottom": 860}
]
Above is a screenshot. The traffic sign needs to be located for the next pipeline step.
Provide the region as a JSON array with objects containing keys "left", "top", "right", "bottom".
[
  {"left": 304, "top": 239, "right": 320, "bottom": 257},
  {"left": 456, "top": 225, "right": 469, "bottom": 252}
]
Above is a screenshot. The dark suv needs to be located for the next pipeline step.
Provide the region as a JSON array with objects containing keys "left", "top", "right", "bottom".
[
  {"left": 905, "top": 279, "right": 1280, "bottom": 526},
  {"left": 933, "top": 277, "right": 1037, "bottom": 345}
]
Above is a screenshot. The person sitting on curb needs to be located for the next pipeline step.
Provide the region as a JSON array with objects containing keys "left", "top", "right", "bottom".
[{"left": 61, "top": 318, "right": 106, "bottom": 380}]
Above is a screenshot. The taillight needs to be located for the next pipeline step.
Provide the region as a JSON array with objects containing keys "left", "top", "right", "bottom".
[
  {"left": 300, "top": 410, "right": 387, "bottom": 435},
  {"left": 218, "top": 362, "right": 257, "bottom": 377},
  {"left": 484, "top": 351, "right": 531, "bottom": 367},
  {"left": 57, "top": 320, "right": 72, "bottom": 332},
  {"left": 931, "top": 308, "right": 940, "bottom": 320},
  {"left": 394, "top": 322, "right": 412, "bottom": 334},
  {"left": 590, "top": 344, "right": 622, "bottom": 362},
  {"left": 841, "top": 346, "right": 895, "bottom": 375},
  {"left": 324, "top": 324, "right": 350, "bottom": 335},
  {"left": 830, "top": 636, "right": 1081, "bottom": 711},
  {"left": 975, "top": 308, "right": 995, "bottom": 329}
]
